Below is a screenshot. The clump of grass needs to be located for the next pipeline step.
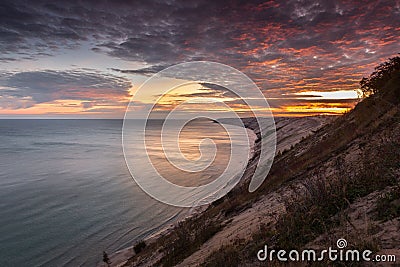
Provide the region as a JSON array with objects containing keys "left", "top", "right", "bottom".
[
  {"left": 158, "top": 216, "right": 223, "bottom": 267},
  {"left": 376, "top": 186, "right": 400, "bottom": 221},
  {"left": 201, "top": 224, "right": 275, "bottom": 267},
  {"left": 133, "top": 240, "right": 146, "bottom": 254},
  {"left": 275, "top": 144, "right": 399, "bottom": 250},
  {"left": 275, "top": 178, "right": 348, "bottom": 250},
  {"left": 201, "top": 244, "right": 241, "bottom": 267}
]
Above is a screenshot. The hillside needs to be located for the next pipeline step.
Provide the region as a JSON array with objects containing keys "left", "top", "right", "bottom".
[{"left": 121, "top": 56, "right": 400, "bottom": 267}]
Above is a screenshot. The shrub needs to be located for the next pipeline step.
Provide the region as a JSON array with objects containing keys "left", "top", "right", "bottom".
[
  {"left": 376, "top": 186, "right": 400, "bottom": 221},
  {"left": 360, "top": 54, "right": 400, "bottom": 97},
  {"left": 133, "top": 240, "right": 146, "bottom": 254}
]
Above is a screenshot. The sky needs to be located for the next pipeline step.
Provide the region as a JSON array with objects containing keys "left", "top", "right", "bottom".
[{"left": 0, "top": 0, "right": 399, "bottom": 118}]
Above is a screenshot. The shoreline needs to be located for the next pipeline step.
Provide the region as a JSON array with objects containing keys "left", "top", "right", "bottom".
[{"left": 101, "top": 123, "right": 258, "bottom": 267}]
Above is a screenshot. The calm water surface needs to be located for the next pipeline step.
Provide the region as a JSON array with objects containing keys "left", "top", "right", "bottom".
[{"left": 0, "top": 119, "right": 246, "bottom": 266}]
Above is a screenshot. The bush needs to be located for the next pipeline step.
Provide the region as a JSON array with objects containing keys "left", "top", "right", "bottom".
[
  {"left": 133, "top": 240, "right": 146, "bottom": 254},
  {"left": 376, "top": 186, "right": 400, "bottom": 221},
  {"left": 158, "top": 217, "right": 222, "bottom": 267},
  {"left": 360, "top": 54, "right": 400, "bottom": 97}
]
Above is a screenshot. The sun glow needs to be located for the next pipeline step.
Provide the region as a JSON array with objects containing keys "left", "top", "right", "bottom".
[{"left": 293, "top": 90, "right": 359, "bottom": 100}]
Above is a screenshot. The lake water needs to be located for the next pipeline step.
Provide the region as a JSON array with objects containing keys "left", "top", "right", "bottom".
[{"left": 0, "top": 119, "right": 248, "bottom": 266}]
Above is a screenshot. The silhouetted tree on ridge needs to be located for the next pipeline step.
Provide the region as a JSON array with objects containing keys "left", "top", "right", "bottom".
[{"left": 360, "top": 53, "right": 400, "bottom": 97}]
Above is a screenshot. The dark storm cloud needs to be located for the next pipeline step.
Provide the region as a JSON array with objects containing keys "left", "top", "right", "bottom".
[
  {"left": 199, "top": 83, "right": 229, "bottom": 92},
  {"left": 0, "top": 0, "right": 399, "bottom": 105},
  {"left": 1, "top": 0, "right": 397, "bottom": 64},
  {"left": 0, "top": 70, "right": 132, "bottom": 109}
]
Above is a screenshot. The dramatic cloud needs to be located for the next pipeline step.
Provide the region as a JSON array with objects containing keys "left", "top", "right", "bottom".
[
  {"left": 0, "top": 70, "right": 132, "bottom": 110},
  {"left": 0, "top": 0, "right": 399, "bottom": 116},
  {"left": 110, "top": 64, "right": 172, "bottom": 76}
]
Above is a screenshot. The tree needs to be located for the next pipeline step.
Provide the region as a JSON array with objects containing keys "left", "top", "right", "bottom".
[
  {"left": 103, "top": 251, "right": 111, "bottom": 267},
  {"left": 360, "top": 54, "right": 400, "bottom": 97}
]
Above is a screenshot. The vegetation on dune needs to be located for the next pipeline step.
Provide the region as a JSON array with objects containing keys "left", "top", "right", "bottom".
[
  {"left": 360, "top": 54, "right": 400, "bottom": 97},
  {"left": 124, "top": 213, "right": 223, "bottom": 267},
  {"left": 133, "top": 240, "right": 146, "bottom": 255},
  {"left": 102, "top": 251, "right": 111, "bottom": 267},
  {"left": 157, "top": 216, "right": 222, "bottom": 267},
  {"left": 376, "top": 186, "right": 400, "bottom": 221}
]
